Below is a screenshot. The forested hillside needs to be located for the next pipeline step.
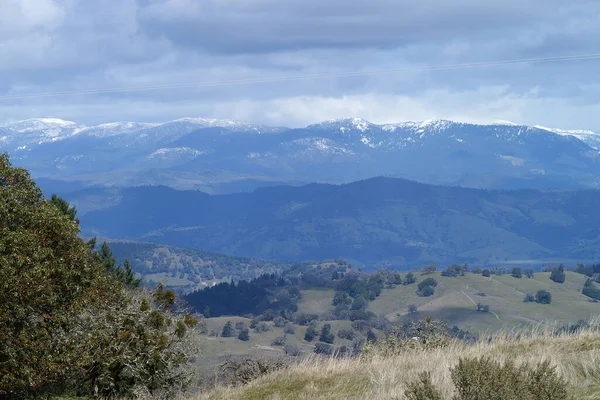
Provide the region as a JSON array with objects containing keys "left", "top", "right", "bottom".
[{"left": 71, "top": 177, "right": 600, "bottom": 268}]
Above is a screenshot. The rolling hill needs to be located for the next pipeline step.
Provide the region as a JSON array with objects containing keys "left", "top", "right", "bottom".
[{"left": 66, "top": 177, "right": 599, "bottom": 268}]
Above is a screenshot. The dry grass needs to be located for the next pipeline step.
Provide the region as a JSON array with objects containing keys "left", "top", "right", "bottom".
[{"left": 194, "top": 322, "right": 600, "bottom": 400}]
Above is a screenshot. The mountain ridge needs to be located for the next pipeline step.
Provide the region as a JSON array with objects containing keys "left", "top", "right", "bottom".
[{"left": 3, "top": 116, "right": 600, "bottom": 193}]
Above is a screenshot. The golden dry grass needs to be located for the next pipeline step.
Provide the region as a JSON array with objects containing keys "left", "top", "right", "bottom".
[{"left": 194, "top": 323, "right": 600, "bottom": 400}]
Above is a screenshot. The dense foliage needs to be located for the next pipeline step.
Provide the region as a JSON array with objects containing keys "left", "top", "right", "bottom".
[{"left": 0, "top": 154, "right": 198, "bottom": 398}]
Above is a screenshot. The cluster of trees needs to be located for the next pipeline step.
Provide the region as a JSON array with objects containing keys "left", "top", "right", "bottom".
[
  {"left": 0, "top": 155, "right": 198, "bottom": 398},
  {"left": 524, "top": 290, "right": 552, "bottom": 304}
]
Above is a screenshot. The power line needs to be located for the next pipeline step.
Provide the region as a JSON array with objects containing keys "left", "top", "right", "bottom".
[{"left": 1, "top": 53, "right": 599, "bottom": 101}]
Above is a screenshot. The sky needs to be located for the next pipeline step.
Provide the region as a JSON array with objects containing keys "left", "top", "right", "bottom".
[{"left": 1, "top": 0, "right": 600, "bottom": 129}]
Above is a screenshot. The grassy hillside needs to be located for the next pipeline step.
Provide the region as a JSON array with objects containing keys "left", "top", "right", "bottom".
[
  {"left": 369, "top": 271, "right": 598, "bottom": 332},
  {"left": 73, "top": 177, "right": 600, "bottom": 268},
  {"left": 197, "top": 325, "right": 600, "bottom": 399}
]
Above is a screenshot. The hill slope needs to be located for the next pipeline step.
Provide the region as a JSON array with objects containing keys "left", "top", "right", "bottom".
[{"left": 71, "top": 177, "right": 600, "bottom": 268}]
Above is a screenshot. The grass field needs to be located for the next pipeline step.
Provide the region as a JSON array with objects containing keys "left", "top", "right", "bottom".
[
  {"left": 196, "top": 323, "right": 600, "bottom": 400},
  {"left": 195, "top": 317, "right": 379, "bottom": 376}
]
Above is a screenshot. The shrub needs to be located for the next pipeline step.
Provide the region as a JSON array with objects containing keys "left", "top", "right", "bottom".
[
  {"left": 304, "top": 325, "right": 317, "bottom": 342},
  {"left": 283, "top": 323, "right": 296, "bottom": 334},
  {"left": 271, "top": 336, "right": 287, "bottom": 346},
  {"left": 404, "top": 372, "right": 443, "bottom": 400},
  {"left": 536, "top": 290, "right": 552, "bottom": 304},
  {"left": 351, "top": 319, "right": 371, "bottom": 333},
  {"left": 450, "top": 357, "right": 569, "bottom": 400},
  {"left": 408, "top": 304, "right": 418, "bottom": 313},
  {"left": 219, "top": 358, "right": 288, "bottom": 386},
  {"left": 273, "top": 316, "right": 286, "bottom": 327},
  {"left": 482, "top": 269, "right": 491, "bottom": 277},
  {"left": 363, "top": 318, "right": 450, "bottom": 356},
  {"left": 235, "top": 321, "right": 246, "bottom": 330},
  {"left": 582, "top": 285, "right": 600, "bottom": 300},
  {"left": 254, "top": 321, "right": 271, "bottom": 332},
  {"left": 238, "top": 328, "right": 250, "bottom": 341},
  {"left": 476, "top": 304, "right": 490, "bottom": 312},
  {"left": 313, "top": 343, "right": 334, "bottom": 355},
  {"left": 295, "top": 313, "right": 319, "bottom": 326},
  {"left": 337, "top": 328, "right": 356, "bottom": 340},
  {"left": 284, "top": 344, "right": 301, "bottom": 356}
]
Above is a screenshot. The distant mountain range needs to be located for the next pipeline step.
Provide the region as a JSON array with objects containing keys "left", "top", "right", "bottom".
[
  {"left": 63, "top": 177, "right": 599, "bottom": 269},
  {"left": 3, "top": 117, "right": 600, "bottom": 193}
]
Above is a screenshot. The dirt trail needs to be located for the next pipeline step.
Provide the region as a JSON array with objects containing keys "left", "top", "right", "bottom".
[{"left": 461, "top": 284, "right": 502, "bottom": 321}]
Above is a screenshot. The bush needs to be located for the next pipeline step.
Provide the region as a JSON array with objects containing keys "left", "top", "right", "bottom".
[
  {"left": 451, "top": 357, "right": 569, "bottom": 400},
  {"left": 404, "top": 372, "right": 443, "bottom": 400},
  {"left": 284, "top": 344, "right": 301, "bottom": 356},
  {"left": 582, "top": 285, "right": 600, "bottom": 300},
  {"left": 295, "top": 313, "right": 319, "bottom": 326},
  {"left": 363, "top": 318, "right": 450, "bottom": 356},
  {"left": 273, "top": 316, "right": 286, "bottom": 327},
  {"left": 408, "top": 304, "right": 418, "bottom": 313},
  {"left": 337, "top": 328, "right": 356, "bottom": 340},
  {"left": 238, "top": 328, "right": 250, "bottom": 341},
  {"left": 304, "top": 325, "right": 317, "bottom": 342},
  {"left": 351, "top": 319, "right": 371, "bottom": 333},
  {"left": 536, "top": 290, "right": 552, "bottom": 304},
  {"left": 219, "top": 358, "right": 288, "bottom": 386},
  {"left": 476, "top": 303, "right": 490, "bottom": 312},
  {"left": 313, "top": 343, "right": 334, "bottom": 355},
  {"left": 254, "top": 321, "right": 271, "bottom": 332},
  {"left": 283, "top": 323, "right": 296, "bottom": 334},
  {"left": 271, "top": 336, "right": 287, "bottom": 346},
  {"left": 235, "top": 321, "right": 246, "bottom": 331},
  {"left": 482, "top": 269, "right": 491, "bottom": 277}
]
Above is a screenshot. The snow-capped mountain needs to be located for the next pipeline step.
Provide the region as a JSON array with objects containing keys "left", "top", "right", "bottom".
[{"left": 2, "top": 116, "right": 600, "bottom": 193}]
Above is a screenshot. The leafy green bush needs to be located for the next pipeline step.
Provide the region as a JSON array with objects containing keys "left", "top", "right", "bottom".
[
  {"left": 536, "top": 290, "right": 552, "bottom": 304},
  {"left": 450, "top": 357, "right": 569, "bottom": 400},
  {"left": 363, "top": 318, "right": 450, "bottom": 356}
]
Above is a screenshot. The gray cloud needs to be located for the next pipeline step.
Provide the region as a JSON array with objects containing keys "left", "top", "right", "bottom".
[{"left": 0, "top": 0, "right": 600, "bottom": 130}]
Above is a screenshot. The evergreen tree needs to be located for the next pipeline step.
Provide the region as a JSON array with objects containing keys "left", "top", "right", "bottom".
[
  {"left": 221, "top": 321, "right": 234, "bottom": 337},
  {"left": 50, "top": 193, "right": 79, "bottom": 224},
  {"left": 319, "top": 323, "right": 335, "bottom": 344}
]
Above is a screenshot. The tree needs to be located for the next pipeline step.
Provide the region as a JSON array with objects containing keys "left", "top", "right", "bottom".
[
  {"left": 421, "top": 265, "right": 437, "bottom": 275},
  {"left": 238, "top": 328, "right": 250, "bottom": 341},
  {"left": 333, "top": 291, "right": 352, "bottom": 306},
  {"left": 408, "top": 304, "right": 418, "bottom": 314},
  {"left": 284, "top": 344, "right": 301, "bottom": 356},
  {"left": 304, "top": 325, "right": 317, "bottom": 342},
  {"left": 221, "top": 321, "right": 235, "bottom": 337},
  {"left": 418, "top": 285, "right": 435, "bottom": 297},
  {"left": 351, "top": 296, "right": 369, "bottom": 310},
  {"left": 536, "top": 290, "right": 552, "bottom": 304},
  {"left": 403, "top": 272, "right": 416, "bottom": 285},
  {"left": 482, "top": 269, "right": 491, "bottom": 278},
  {"left": 524, "top": 269, "right": 534, "bottom": 278},
  {"left": 0, "top": 154, "right": 198, "bottom": 398},
  {"left": 550, "top": 265, "right": 566, "bottom": 284},
  {"left": 511, "top": 268, "right": 522, "bottom": 279},
  {"left": 320, "top": 324, "right": 335, "bottom": 344}
]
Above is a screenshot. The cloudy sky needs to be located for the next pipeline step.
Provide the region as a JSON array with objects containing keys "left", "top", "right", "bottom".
[{"left": 1, "top": 0, "right": 599, "bottom": 129}]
